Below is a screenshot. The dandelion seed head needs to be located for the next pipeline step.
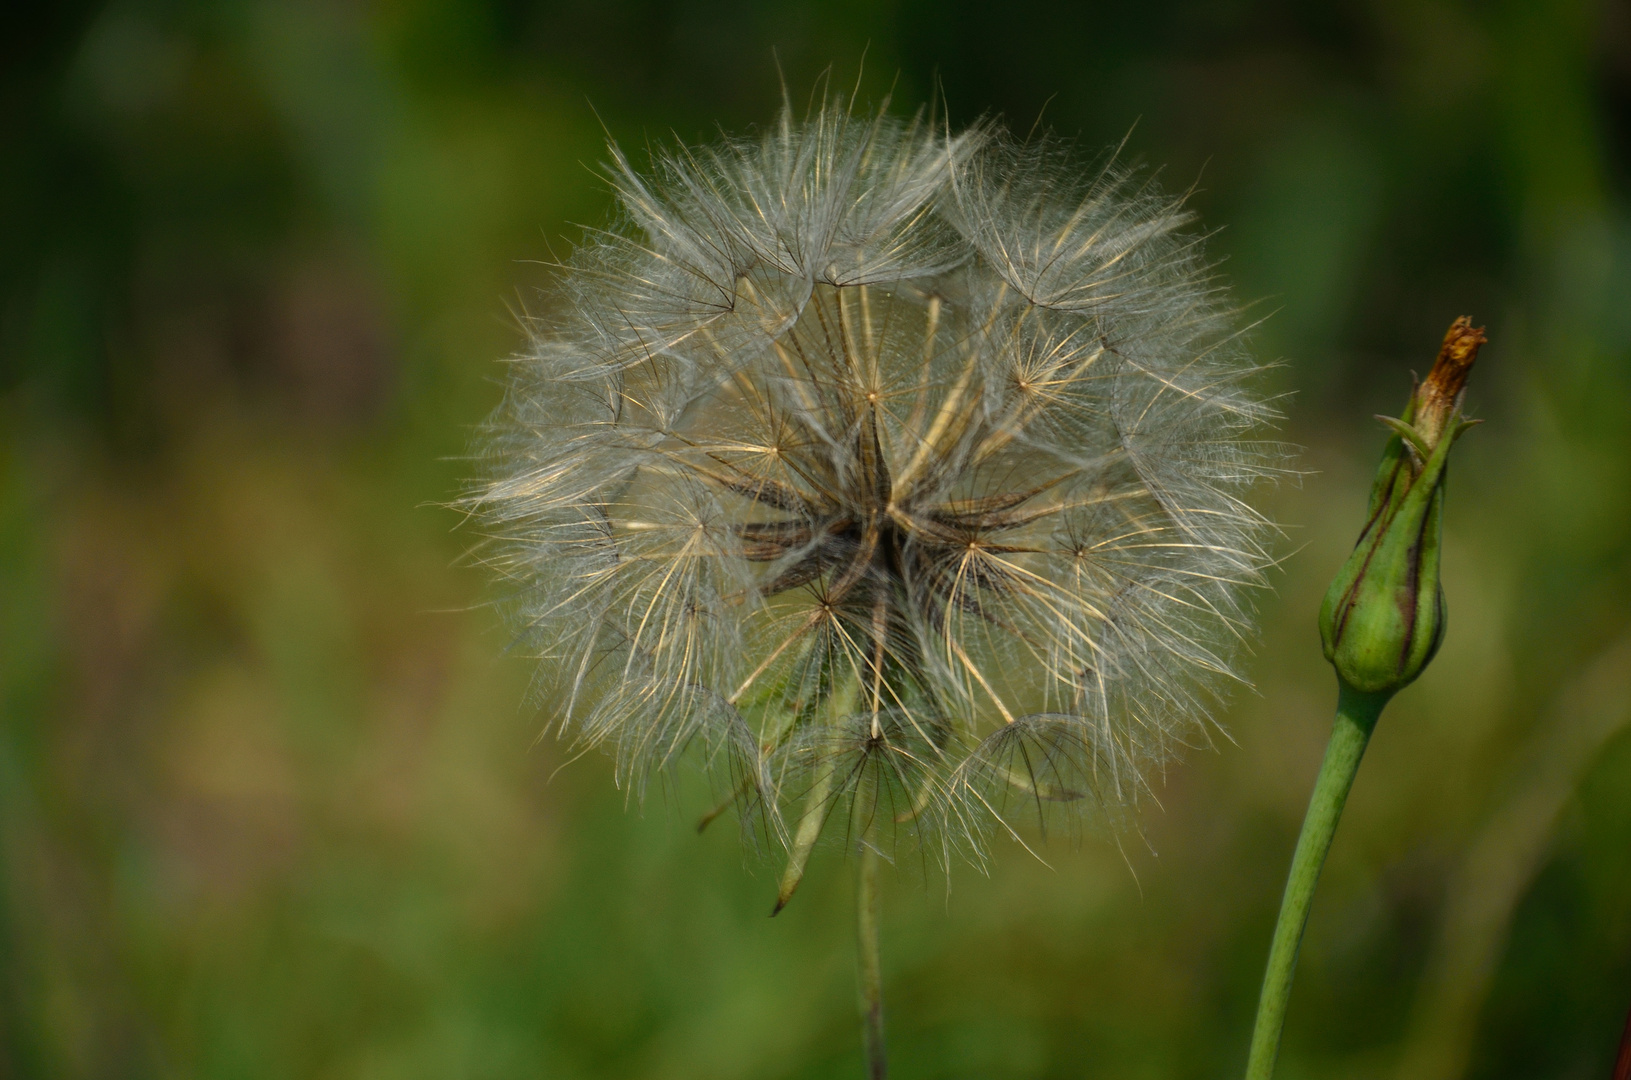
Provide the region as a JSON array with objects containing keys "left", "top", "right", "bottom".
[{"left": 471, "top": 93, "right": 1284, "bottom": 866}]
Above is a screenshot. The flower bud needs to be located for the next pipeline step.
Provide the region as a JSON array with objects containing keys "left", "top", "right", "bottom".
[{"left": 1318, "top": 318, "right": 1486, "bottom": 698}]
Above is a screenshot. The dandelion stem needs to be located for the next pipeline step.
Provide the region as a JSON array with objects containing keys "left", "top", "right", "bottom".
[
  {"left": 1245, "top": 681, "right": 1390, "bottom": 1080},
  {"left": 856, "top": 833, "right": 887, "bottom": 1079}
]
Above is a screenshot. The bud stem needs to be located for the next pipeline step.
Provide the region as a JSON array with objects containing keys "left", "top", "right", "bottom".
[
  {"left": 1245, "top": 682, "right": 1391, "bottom": 1079},
  {"left": 856, "top": 834, "right": 887, "bottom": 1079}
]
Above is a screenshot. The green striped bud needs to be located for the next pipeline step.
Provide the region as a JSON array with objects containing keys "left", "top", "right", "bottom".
[{"left": 1319, "top": 318, "right": 1485, "bottom": 698}]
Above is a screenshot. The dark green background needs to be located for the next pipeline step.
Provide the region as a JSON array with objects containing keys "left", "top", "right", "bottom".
[{"left": 4, "top": 2, "right": 1629, "bottom": 1077}]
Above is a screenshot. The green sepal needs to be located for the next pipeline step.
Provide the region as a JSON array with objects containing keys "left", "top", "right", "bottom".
[{"left": 1375, "top": 415, "right": 1431, "bottom": 461}]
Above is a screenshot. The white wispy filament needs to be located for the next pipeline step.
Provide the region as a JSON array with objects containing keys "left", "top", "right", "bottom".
[{"left": 471, "top": 97, "right": 1282, "bottom": 878}]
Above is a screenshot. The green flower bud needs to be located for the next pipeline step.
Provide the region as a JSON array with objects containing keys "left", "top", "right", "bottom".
[{"left": 1319, "top": 318, "right": 1486, "bottom": 698}]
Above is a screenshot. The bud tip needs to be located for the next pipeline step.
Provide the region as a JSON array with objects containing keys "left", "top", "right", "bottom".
[{"left": 1416, "top": 317, "right": 1487, "bottom": 444}]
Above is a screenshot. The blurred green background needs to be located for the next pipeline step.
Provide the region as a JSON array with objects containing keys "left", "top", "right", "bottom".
[{"left": 4, "top": 2, "right": 1630, "bottom": 1077}]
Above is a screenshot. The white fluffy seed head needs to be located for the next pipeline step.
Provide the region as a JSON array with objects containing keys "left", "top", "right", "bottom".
[{"left": 470, "top": 96, "right": 1285, "bottom": 866}]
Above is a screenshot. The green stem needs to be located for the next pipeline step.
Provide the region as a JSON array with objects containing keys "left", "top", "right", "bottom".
[
  {"left": 1245, "top": 682, "right": 1390, "bottom": 1080},
  {"left": 856, "top": 837, "right": 887, "bottom": 1080}
]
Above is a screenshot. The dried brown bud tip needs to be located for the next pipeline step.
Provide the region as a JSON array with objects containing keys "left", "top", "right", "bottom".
[{"left": 1414, "top": 316, "right": 1487, "bottom": 447}]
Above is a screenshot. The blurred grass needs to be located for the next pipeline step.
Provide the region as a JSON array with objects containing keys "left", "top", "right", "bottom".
[{"left": 2, "top": 1, "right": 1630, "bottom": 1078}]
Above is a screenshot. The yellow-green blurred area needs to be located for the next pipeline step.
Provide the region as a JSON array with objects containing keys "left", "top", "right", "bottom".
[{"left": 3, "top": 2, "right": 1630, "bottom": 1077}]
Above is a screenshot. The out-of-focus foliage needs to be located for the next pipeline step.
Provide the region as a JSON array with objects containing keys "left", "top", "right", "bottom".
[{"left": 1, "top": 2, "right": 1627, "bottom": 1078}]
